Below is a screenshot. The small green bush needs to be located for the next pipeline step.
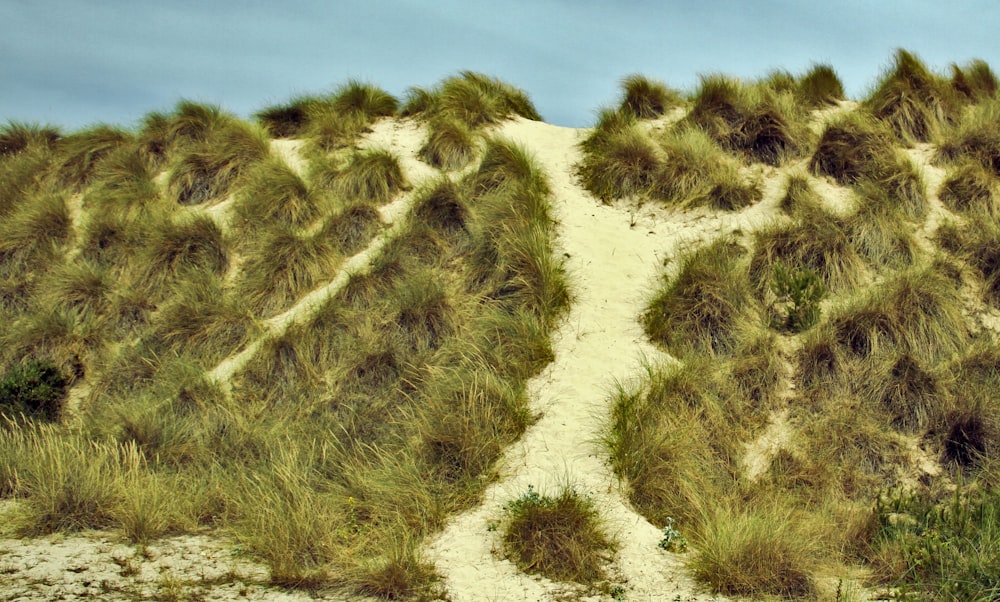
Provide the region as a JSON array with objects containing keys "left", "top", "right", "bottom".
[
  {"left": 0, "top": 360, "right": 68, "bottom": 421},
  {"left": 770, "top": 262, "right": 826, "bottom": 332}
]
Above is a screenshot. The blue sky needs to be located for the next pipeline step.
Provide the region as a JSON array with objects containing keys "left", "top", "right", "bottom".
[{"left": 2, "top": 1, "right": 999, "bottom": 130}]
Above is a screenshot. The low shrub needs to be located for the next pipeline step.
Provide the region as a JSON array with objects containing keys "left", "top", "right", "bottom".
[{"left": 0, "top": 360, "right": 68, "bottom": 422}]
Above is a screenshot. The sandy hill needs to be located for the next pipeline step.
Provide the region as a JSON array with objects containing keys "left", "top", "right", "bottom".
[{"left": 2, "top": 55, "right": 999, "bottom": 601}]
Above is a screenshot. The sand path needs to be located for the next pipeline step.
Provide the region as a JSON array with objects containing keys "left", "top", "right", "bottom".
[{"left": 428, "top": 118, "right": 784, "bottom": 601}]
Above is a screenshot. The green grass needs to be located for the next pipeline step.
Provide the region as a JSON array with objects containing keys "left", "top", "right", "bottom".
[
  {"left": 863, "top": 49, "right": 959, "bottom": 144},
  {"left": 131, "top": 213, "right": 230, "bottom": 299},
  {"left": 576, "top": 123, "right": 661, "bottom": 203},
  {"left": 500, "top": 485, "right": 616, "bottom": 585},
  {"left": 253, "top": 95, "right": 324, "bottom": 138},
  {"left": 0, "top": 360, "right": 68, "bottom": 422},
  {"left": 332, "top": 148, "right": 407, "bottom": 204},
  {"left": 50, "top": 125, "right": 133, "bottom": 189},
  {"left": 938, "top": 159, "right": 997, "bottom": 215},
  {"left": 619, "top": 74, "right": 681, "bottom": 119},
  {"left": 810, "top": 111, "right": 897, "bottom": 185},
  {"left": 402, "top": 71, "right": 541, "bottom": 128},
  {"left": 871, "top": 487, "right": 1000, "bottom": 600},
  {"left": 419, "top": 116, "right": 478, "bottom": 170},
  {"left": 797, "top": 63, "right": 846, "bottom": 107},
  {"left": 644, "top": 237, "right": 758, "bottom": 356}
]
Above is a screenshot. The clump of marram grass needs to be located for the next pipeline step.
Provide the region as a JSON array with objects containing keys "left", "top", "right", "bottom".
[
  {"left": 234, "top": 223, "right": 338, "bottom": 316},
  {"left": 950, "top": 59, "right": 999, "bottom": 102},
  {"left": 682, "top": 74, "right": 810, "bottom": 165},
  {"left": 83, "top": 145, "right": 162, "bottom": 218},
  {"left": 0, "top": 121, "right": 61, "bottom": 157},
  {"left": 829, "top": 263, "right": 968, "bottom": 365},
  {"left": 318, "top": 202, "right": 383, "bottom": 255},
  {"left": 810, "top": 111, "right": 897, "bottom": 185},
  {"left": 402, "top": 71, "right": 541, "bottom": 128},
  {"left": 419, "top": 116, "right": 477, "bottom": 170},
  {"left": 50, "top": 125, "right": 133, "bottom": 188},
  {"left": 501, "top": 485, "right": 616, "bottom": 585},
  {"left": 689, "top": 506, "right": 819, "bottom": 598},
  {"left": 147, "top": 271, "right": 260, "bottom": 367},
  {"left": 604, "top": 359, "right": 738, "bottom": 531},
  {"left": 332, "top": 148, "right": 407, "bottom": 204},
  {"left": 863, "top": 49, "right": 959, "bottom": 144},
  {"left": 576, "top": 124, "right": 661, "bottom": 203},
  {"left": 232, "top": 157, "right": 321, "bottom": 232},
  {"left": 0, "top": 190, "right": 74, "bottom": 272},
  {"left": 846, "top": 194, "right": 918, "bottom": 272},
  {"left": 254, "top": 95, "right": 324, "bottom": 138},
  {"left": 749, "top": 203, "right": 865, "bottom": 295},
  {"left": 938, "top": 159, "right": 997, "bottom": 215},
  {"left": 797, "top": 63, "right": 846, "bottom": 107},
  {"left": 937, "top": 216, "right": 1000, "bottom": 305},
  {"left": 131, "top": 213, "right": 230, "bottom": 298},
  {"left": 411, "top": 177, "right": 471, "bottom": 235},
  {"left": 619, "top": 74, "right": 681, "bottom": 119},
  {"left": 657, "top": 125, "right": 761, "bottom": 209},
  {"left": 644, "top": 237, "right": 757, "bottom": 356},
  {"left": 167, "top": 120, "right": 270, "bottom": 205},
  {"left": 935, "top": 98, "right": 1000, "bottom": 175}
]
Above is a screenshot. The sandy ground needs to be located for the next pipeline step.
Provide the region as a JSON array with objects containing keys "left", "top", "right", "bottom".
[{"left": 0, "top": 112, "right": 939, "bottom": 600}]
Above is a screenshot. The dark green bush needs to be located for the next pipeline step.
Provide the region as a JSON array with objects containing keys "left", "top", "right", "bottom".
[{"left": 0, "top": 360, "right": 68, "bottom": 421}]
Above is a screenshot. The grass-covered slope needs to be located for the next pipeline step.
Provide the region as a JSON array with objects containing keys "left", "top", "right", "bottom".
[
  {"left": 586, "top": 54, "right": 1000, "bottom": 600},
  {"left": 0, "top": 78, "right": 569, "bottom": 598}
]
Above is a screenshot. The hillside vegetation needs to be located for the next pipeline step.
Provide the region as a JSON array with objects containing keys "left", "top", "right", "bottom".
[{"left": 2, "top": 53, "right": 1000, "bottom": 600}]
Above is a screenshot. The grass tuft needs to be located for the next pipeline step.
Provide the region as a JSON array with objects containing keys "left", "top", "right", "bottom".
[
  {"left": 167, "top": 121, "right": 269, "bottom": 205},
  {"left": 0, "top": 122, "right": 60, "bottom": 157},
  {"left": 863, "top": 49, "right": 959, "bottom": 143},
  {"left": 333, "top": 149, "right": 407, "bottom": 204},
  {"left": 419, "top": 117, "right": 477, "bottom": 170},
  {"left": 644, "top": 237, "right": 756, "bottom": 356},
  {"left": 619, "top": 74, "right": 681, "bottom": 119},
  {"left": 689, "top": 507, "right": 818, "bottom": 598},
  {"left": 797, "top": 63, "right": 846, "bottom": 107},
  {"left": 501, "top": 485, "right": 615, "bottom": 584}
]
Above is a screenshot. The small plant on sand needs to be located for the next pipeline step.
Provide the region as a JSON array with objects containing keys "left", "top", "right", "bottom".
[
  {"left": 658, "top": 517, "right": 689, "bottom": 553},
  {"left": 501, "top": 485, "right": 615, "bottom": 584},
  {"left": 619, "top": 74, "right": 681, "bottom": 119},
  {"left": 770, "top": 261, "right": 826, "bottom": 333}
]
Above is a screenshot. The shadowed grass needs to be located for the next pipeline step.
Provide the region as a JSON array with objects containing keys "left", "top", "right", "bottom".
[
  {"left": 935, "top": 98, "right": 1000, "bottom": 176},
  {"left": 810, "top": 111, "right": 897, "bottom": 185},
  {"left": 939, "top": 159, "right": 997, "bottom": 215},
  {"left": 254, "top": 95, "right": 324, "bottom": 138},
  {"left": 950, "top": 59, "right": 999, "bottom": 102},
  {"left": 0, "top": 122, "right": 60, "bottom": 157}
]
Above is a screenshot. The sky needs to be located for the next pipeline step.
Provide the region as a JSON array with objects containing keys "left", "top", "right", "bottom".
[{"left": 2, "top": 1, "right": 1000, "bottom": 131}]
